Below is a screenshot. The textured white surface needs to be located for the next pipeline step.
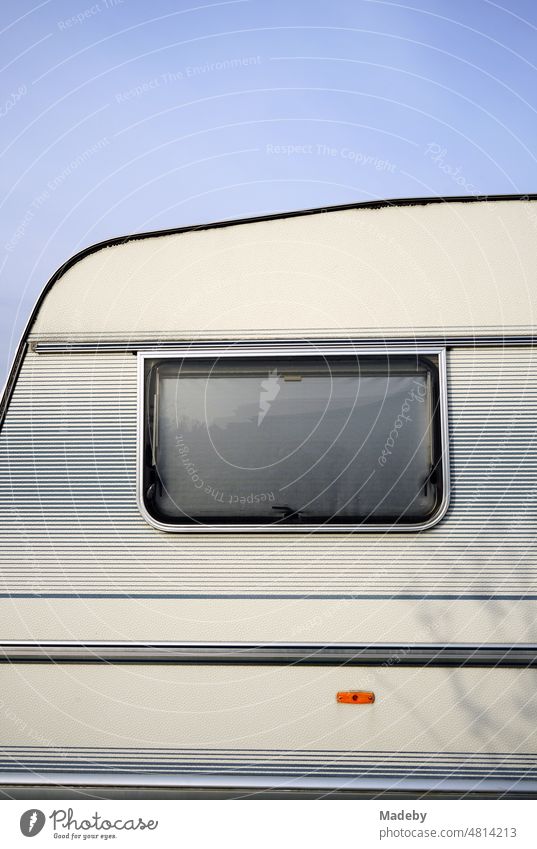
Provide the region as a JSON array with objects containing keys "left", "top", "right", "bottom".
[
  {"left": 30, "top": 200, "right": 537, "bottom": 340},
  {"left": 1, "top": 598, "right": 536, "bottom": 642},
  {"left": 2, "top": 664, "right": 536, "bottom": 753}
]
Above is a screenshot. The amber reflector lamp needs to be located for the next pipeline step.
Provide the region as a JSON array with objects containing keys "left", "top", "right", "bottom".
[{"left": 337, "top": 691, "right": 375, "bottom": 704}]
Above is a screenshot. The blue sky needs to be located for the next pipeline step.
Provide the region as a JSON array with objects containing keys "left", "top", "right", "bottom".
[{"left": 1, "top": 0, "right": 536, "bottom": 381}]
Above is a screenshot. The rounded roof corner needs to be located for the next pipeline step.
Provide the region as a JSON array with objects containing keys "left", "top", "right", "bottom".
[{"left": 1, "top": 192, "right": 536, "bottom": 425}]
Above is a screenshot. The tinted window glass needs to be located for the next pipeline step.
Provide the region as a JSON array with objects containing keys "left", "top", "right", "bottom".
[{"left": 142, "top": 355, "right": 443, "bottom": 528}]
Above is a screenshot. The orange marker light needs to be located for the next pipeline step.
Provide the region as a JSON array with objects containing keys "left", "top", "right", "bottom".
[{"left": 337, "top": 691, "right": 375, "bottom": 704}]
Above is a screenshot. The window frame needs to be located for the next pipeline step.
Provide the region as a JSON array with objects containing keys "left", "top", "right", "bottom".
[{"left": 137, "top": 345, "right": 450, "bottom": 534}]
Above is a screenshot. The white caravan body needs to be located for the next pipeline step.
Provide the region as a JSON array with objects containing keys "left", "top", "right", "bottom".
[{"left": 1, "top": 195, "right": 537, "bottom": 796}]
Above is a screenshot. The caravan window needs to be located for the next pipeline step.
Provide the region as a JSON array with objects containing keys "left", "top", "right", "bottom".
[{"left": 140, "top": 350, "right": 447, "bottom": 531}]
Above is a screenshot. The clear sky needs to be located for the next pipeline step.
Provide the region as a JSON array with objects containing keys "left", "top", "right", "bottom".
[{"left": 1, "top": 0, "right": 536, "bottom": 381}]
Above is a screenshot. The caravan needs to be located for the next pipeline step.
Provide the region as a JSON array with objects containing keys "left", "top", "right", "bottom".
[{"left": 1, "top": 194, "right": 536, "bottom": 796}]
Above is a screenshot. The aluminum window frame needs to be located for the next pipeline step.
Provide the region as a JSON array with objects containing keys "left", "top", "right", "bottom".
[{"left": 137, "top": 345, "right": 450, "bottom": 534}]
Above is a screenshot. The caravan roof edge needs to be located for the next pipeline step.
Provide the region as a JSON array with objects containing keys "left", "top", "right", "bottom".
[{"left": 1, "top": 192, "right": 536, "bottom": 427}]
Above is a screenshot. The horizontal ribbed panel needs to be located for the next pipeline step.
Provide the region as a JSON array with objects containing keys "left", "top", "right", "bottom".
[
  {"left": 1, "top": 348, "right": 537, "bottom": 596},
  {"left": 1, "top": 747, "right": 535, "bottom": 782}
]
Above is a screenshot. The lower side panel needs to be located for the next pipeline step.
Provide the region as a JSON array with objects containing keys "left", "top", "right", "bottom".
[{"left": 1, "top": 663, "right": 536, "bottom": 792}]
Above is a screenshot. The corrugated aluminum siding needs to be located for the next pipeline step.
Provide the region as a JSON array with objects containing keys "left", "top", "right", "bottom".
[
  {"left": 0, "top": 348, "right": 536, "bottom": 597},
  {"left": 1, "top": 748, "right": 536, "bottom": 783}
]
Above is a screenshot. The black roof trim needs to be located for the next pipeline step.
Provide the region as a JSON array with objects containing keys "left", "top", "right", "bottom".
[{"left": 1, "top": 192, "right": 536, "bottom": 427}]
